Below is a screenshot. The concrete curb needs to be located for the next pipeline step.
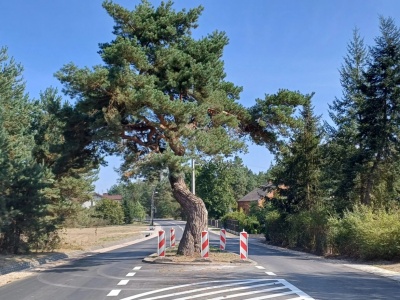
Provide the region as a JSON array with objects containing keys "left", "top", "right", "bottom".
[{"left": 0, "top": 226, "right": 161, "bottom": 276}]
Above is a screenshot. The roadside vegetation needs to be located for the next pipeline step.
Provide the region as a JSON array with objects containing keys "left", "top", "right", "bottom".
[{"left": 1, "top": 0, "right": 400, "bottom": 262}]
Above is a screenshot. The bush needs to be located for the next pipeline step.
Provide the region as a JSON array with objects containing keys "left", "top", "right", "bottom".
[
  {"left": 286, "top": 207, "right": 330, "bottom": 255},
  {"left": 330, "top": 205, "right": 400, "bottom": 260},
  {"left": 222, "top": 209, "right": 260, "bottom": 233},
  {"left": 265, "top": 210, "right": 289, "bottom": 246},
  {"left": 95, "top": 199, "right": 124, "bottom": 225}
]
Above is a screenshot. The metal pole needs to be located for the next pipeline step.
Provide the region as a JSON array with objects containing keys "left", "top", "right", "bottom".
[
  {"left": 150, "top": 188, "right": 156, "bottom": 227},
  {"left": 192, "top": 158, "right": 195, "bottom": 195}
]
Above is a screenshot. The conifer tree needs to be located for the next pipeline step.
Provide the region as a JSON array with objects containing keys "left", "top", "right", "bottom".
[
  {"left": 359, "top": 17, "right": 400, "bottom": 205},
  {"left": 325, "top": 29, "right": 367, "bottom": 210}
]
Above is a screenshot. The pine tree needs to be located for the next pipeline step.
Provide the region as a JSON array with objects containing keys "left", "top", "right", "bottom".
[
  {"left": 325, "top": 29, "right": 368, "bottom": 211},
  {"left": 0, "top": 47, "right": 56, "bottom": 253},
  {"left": 359, "top": 17, "right": 400, "bottom": 205},
  {"left": 271, "top": 94, "right": 323, "bottom": 213}
]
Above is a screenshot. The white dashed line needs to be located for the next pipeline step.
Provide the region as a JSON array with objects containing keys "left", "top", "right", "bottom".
[
  {"left": 107, "top": 289, "right": 121, "bottom": 296},
  {"left": 265, "top": 272, "right": 276, "bottom": 276},
  {"left": 133, "top": 266, "right": 142, "bottom": 270},
  {"left": 126, "top": 272, "right": 136, "bottom": 277},
  {"left": 256, "top": 266, "right": 265, "bottom": 269},
  {"left": 118, "top": 280, "right": 130, "bottom": 285}
]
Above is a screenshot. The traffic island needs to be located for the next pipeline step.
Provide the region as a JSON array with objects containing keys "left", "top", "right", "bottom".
[{"left": 142, "top": 245, "right": 256, "bottom": 265}]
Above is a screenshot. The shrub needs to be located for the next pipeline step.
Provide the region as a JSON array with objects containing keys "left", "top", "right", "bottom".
[
  {"left": 330, "top": 205, "right": 400, "bottom": 260},
  {"left": 286, "top": 207, "right": 330, "bottom": 255},
  {"left": 264, "top": 210, "right": 289, "bottom": 246},
  {"left": 222, "top": 209, "right": 260, "bottom": 233},
  {"left": 95, "top": 199, "right": 124, "bottom": 225}
]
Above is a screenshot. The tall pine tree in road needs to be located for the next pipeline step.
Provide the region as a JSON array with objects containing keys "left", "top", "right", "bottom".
[
  {"left": 56, "top": 1, "right": 306, "bottom": 255},
  {"left": 56, "top": 1, "right": 248, "bottom": 255}
]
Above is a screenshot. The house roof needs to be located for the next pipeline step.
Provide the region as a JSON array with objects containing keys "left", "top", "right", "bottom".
[
  {"left": 102, "top": 193, "right": 122, "bottom": 201},
  {"left": 237, "top": 187, "right": 267, "bottom": 202}
]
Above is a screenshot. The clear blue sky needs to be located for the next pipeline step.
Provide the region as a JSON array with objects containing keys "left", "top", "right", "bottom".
[{"left": 2, "top": 0, "right": 400, "bottom": 193}]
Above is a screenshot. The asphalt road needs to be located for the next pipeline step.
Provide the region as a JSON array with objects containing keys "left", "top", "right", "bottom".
[{"left": 0, "top": 219, "right": 399, "bottom": 300}]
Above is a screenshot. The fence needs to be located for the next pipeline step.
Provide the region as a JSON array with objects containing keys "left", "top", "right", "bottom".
[
  {"left": 208, "top": 219, "right": 265, "bottom": 239},
  {"left": 208, "top": 219, "right": 239, "bottom": 234}
]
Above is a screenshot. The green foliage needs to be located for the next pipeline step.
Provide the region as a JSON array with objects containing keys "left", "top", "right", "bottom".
[
  {"left": 95, "top": 199, "right": 124, "bottom": 225},
  {"left": 63, "top": 206, "right": 109, "bottom": 228},
  {"left": 286, "top": 208, "right": 330, "bottom": 255},
  {"left": 329, "top": 205, "right": 400, "bottom": 259},
  {"left": 123, "top": 200, "right": 146, "bottom": 223},
  {"left": 269, "top": 94, "right": 324, "bottom": 213},
  {"left": 0, "top": 47, "right": 63, "bottom": 253},
  {"left": 222, "top": 209, "right": 260, "bottom": 233}
]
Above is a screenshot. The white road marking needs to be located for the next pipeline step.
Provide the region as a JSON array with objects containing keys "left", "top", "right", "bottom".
[
  {"left": 133, "top": 266, "right": 142, "bottom": 270},
  {"left": 120, "top": 278, "right": 315, "bottom": 300},
  {"left": 120, "top": 279, "right": 274, "bottom": 300},
  {"left": 118, "top": 280, "right": 130, "bottom": 285},
  {"left": 265, "top": 272, "right": 276, "bottom": 276},
  {"left": 107, "top": 290, "right": 121, "bottom": 296},
  {"left": 246, "top": 290, "right": 295, "bottom": 299},
  {"left": 126, "top": 272, "right": 136, "bottom": 277},
  {"left": 180, "top": 284, "right": 284, "bottom": 300},
  {"left": 209, "top": 286, "right": 287, "bottom": 300},
  {"left": 173, "top": 282, "right": 278, "bottom": 300},
  {"left": 276, "top": 279, "right": 314, "bottom": 299},
  {"left": 256, "top": 266, "right": 265, "bottom": 269}
]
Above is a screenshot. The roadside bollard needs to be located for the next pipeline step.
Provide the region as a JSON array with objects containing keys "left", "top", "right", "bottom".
[
  {"left": 220, "top": 229, "right": 226, "bottom": 250},
  {"left": 158, "top": 230, "right": 165, "bottom": 257},
  {"left": 240, "top": 230, "right": 248, "bottom": 260},
  {"left": 201, "top": 230, "right": 209, "bottom": 259},
  {"left": 170, "top": 228, "right": 176, "bottom": 247}
]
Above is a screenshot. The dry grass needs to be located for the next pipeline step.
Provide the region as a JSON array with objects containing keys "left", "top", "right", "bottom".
[
  {"left": 0, "top": 224, "right": 148, "bottom": 270},
  {"left": 57, "top": 223, "right": 148, "bottom": 251}
]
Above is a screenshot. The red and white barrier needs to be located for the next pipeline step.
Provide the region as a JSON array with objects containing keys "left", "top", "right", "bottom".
[
  {"left": 170, "top": 228, "right": 176, "bottom": 247},
  {"left": 220, "top": 229, "right": 226, "bottom": 250},
  {"left": 240, "top": 230, "right": 248, "bottom": 260},
  {"left": 201, "top": 230, "right": 209, "bottom": 259},
  {"left": 158, "top": 230, "right": 166, "bottom": 257}
]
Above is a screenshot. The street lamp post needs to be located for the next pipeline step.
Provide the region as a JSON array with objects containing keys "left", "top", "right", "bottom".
[{"left": 150, "top": 189, "right": 158, "bottom": 227}]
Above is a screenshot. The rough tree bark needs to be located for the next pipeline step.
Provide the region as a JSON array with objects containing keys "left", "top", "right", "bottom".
[{"left": 169, "top": 172, "right": 208, "bottom": 256}]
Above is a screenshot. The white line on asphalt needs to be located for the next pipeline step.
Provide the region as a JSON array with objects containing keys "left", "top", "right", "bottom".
[
  {"left": 107, "top": 290, "right": 121, "bottom": 296},
  {"left": 256, "top": 266, "right": 265, "bottom": 269},
  {"left": 265, "top": 272, "right": 276, "bottom": 276},
  {"left": 120, "top": 279, "right": 278, "bottom": 300},
  {"left": 208, "top": 286, "right": 287, "bottom": 300},
  {"left": 276, "top": 279, "right": 314, "bottom": 299},
  {"left": 245, "top": 290, "right": 295, "bottom": 300},
  {"left": 126, "top": 272, "right": 136, "bottom": 277},
  {"left": 133, "top": 266, "right": 142, "bottom": 270},
  {"left": 118, "top": 280, "right": 130, "bottom": 285}
]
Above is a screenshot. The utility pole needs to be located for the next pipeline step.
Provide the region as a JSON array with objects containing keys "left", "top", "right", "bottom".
[
  {"left": 191, "top": 158, "right": 195, "bottom": 195},
  {"left": 150, "top": 188, "right": 158, "bottom": 227}
]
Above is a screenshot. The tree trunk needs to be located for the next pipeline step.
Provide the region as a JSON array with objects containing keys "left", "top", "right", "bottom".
[{"left": 169, "top": 173, "right": 207, "bottom": 256}]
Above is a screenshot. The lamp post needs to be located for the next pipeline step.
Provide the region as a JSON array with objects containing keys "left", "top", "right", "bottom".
[{"left": 150, "top": 189, "right": 158, "bottom": 227}]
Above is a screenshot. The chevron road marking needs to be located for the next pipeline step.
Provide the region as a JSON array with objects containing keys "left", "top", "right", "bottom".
[{"left": 120, "top": 278, "right": 315, "bottom": 300}]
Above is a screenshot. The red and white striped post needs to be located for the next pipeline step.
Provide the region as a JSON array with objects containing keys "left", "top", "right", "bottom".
[
  {"left": 158, "top": 230, "right": 166, "bottom": 257},
  {"left": 170, "top": 228, "right": 176, "bottom": 247},
  {"left": 240, "top": 230, "right": 248, "bottom": 260},
  {"left": 201, "top": 230, "right": 209, "bottom": 259},
  {"left": 220, "top": 229, "right": 226, "bottom": 250}
]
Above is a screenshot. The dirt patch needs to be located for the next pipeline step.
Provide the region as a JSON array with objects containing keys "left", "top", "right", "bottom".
[{"left": 145, "top": 246, "right": 246, "bottom": 264}]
